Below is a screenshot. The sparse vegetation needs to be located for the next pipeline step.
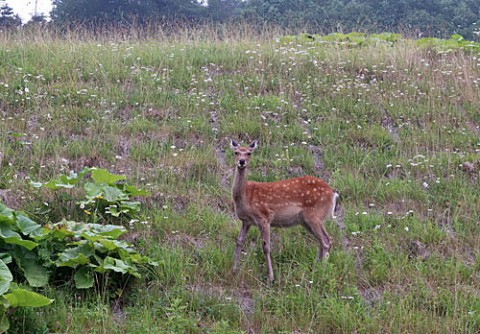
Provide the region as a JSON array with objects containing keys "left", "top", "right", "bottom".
[{"left": 1, "top": 27, "right": 480, "bottom": 333}]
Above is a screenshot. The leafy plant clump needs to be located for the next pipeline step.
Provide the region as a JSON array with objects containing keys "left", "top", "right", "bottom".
[
  {"left": 279, "top": 32, "right": 403, "bottom": 47},
  {"left": 31, "top": 167, "right": 148, "bottom": 224},
  {"left": 0, "top": 204, "right": 53, "bottom": 332},
  {"left": 0, "top": 168, "right": 156, "bottom": 331},
  {"left": 279, "top": 32, "right": 480, "bottom": 52},
  {"left": 414, "top": 34, "right": 480, "bottom": 52}
]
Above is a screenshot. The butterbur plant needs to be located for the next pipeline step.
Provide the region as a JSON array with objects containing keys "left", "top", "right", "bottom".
[
  {"left": 0, "top": 201, "right": 157, "bottom": 330},
  {"left": 38, "top": 219, "right": 158, "bottom": 289},
  {"left": 31, "top": 167, "right": 148, "bottom": 224},
  {"left": 0, "top": 203, "right": 53, "bottom": 332}
]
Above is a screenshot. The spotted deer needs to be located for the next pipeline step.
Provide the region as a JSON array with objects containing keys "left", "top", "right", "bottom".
[{"left": 230, "top": 139, "right": 338, "bottom": 282}]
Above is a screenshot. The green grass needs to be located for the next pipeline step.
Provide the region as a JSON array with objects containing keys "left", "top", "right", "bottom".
[{"left": 2, "top": 27, "right": 480, "bottom": 333}]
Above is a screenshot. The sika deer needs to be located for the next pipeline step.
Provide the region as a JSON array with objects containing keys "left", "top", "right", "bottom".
[{"left": 230, "top": 139, "right": 338, "bottom": 282}]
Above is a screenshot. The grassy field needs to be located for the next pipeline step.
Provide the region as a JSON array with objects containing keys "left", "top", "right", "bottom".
[{"left": 1, "top": 26, "right": 480, "bottom": 333}]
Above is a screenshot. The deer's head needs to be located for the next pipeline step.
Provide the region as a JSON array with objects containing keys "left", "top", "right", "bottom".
[{"left": 230, "top": 139, "right": 258, "bottom": 170}]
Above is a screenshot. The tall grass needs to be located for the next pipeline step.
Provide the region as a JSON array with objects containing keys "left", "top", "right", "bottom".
[{"left": 1, "top": 26, "right": 480, "bottom": 333}]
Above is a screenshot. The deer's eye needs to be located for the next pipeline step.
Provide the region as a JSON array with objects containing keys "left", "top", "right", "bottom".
[
  {"left": 234, "top": 152, "right": 239, "bottom": 156},
  {"left": 247, "top": 152, "right": 251, "bottom": 156}
]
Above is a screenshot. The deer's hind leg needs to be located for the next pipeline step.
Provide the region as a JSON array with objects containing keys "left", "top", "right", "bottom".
[{"left": 302, "top": 209, "right": 332, "bottom": 261}]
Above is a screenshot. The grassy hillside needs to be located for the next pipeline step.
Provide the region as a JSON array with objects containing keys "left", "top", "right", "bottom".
[{"left": 1, "top": 27, "right": 480, "bottom": 333}]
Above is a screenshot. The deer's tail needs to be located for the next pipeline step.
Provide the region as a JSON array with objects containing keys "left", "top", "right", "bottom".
[{"left": 331, "top": 192, "right": 339, "bottom": 219}]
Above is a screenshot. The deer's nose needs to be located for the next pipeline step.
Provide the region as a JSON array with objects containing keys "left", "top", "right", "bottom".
[{"left": 239, "top": 159, "right": 246, "bottom": 165}]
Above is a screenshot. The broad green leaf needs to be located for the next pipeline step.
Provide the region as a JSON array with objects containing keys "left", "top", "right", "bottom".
[
  {"left": 120, "top": 201, "right": 141, "bottom": 212},
  {"left": 0, "top": 260, "right": 13, "bottom": 296},
  {"left": 83, "top": 182, "right": 103, "bottom": 199},
  {"left": 0, "top": 223, "right": 38, "bottom": 250},
  {"left": 90, "top": 168, "right": 125, "bottom": 185},
  {"left": 14, "top": 251, "right": 49, "bottom": 287},
  {"left": 60, "top": 220, "right": 89, "bottom": 234},
  {"left": 2, "top": 237, "right": 38, "bottom": 251},
  {"left": 3, "top": 288, "right": 53, "bottom": 307},
  {"left": 0, "top": 254, "right": 12, "bottom": 265},
  {"left": 51, "top": 226, "right": 72, "bottom": 240},
  {"left": 123, "top": 184, "right": 148, "bottom": 196},
  {"left": 101, "top": 257, "right": 130, "bottom": 274},
  {"left": 96, "top": 239, "right": 131, "bottom": 253},
  {"left": 0, "top": 203, "right": 14, "bottom": 222},
  {"left": 102, "top": 186, "right": 127, "bottom": 202},
  {"left": 15, "top": 213, "right": 43, "bottom": 237},
  {"left": 79, "top": 233, "right": 104, "bottom": 242},
  {"left": 0, "top": 223, "right": 20, "bottom": 239},
  {"left": 97, "top": 239, "right": 118, "bottom": 251},
  {"left": 57, "top": 253, "right": 90, "bottom": 268},
  {"left": 43, "top": 179, "right": 75, "bottom": 190},
  {"left": 43, "top": 170, "right": 85, "bottom": 190},
  {"left": 74, "top": 266, "right": 94, "bottom": 289},
  {"left": 56, "top": 244, "right": 94, "bottom": 268},
  {"left": 89, "top": 224, "right": 126, "bottom": 238}
]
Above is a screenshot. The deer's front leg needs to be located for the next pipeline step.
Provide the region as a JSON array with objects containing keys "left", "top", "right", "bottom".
[
  {"left": 232, "top": 222, "right": 250, "bottom": 274},
  {"left": 259, "top": 223, "right": 274, "bottom": 282}
]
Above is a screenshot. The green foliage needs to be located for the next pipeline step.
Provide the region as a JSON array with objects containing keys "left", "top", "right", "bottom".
[
  {"left": 415, "top": 34, "right": 480, "bottom": 52},
  {"left": 0, "top": 1, "right": 22, "bottom": 29},
  {"left": 0, "top": 203, "right": 53, "bottom": 332},
  {"left": 281, "top": 31, "right": 479, "bottom": 50},
  {"left": 38, "top": 219, "right": 157, "bottom": 286},
  {"left": 240, "top": 0, "right": 480, "bottom": 41},
  {"left": 32, "top": 167, "right": 147, "bottom": 223},
  {"left": 51, "top": 0, "right": 205, "bottom": 26},
  {"left": 0, "top": 195, "right": 155, "bottom": 331}
]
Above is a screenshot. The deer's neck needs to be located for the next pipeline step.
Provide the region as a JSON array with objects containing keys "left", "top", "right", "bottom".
[{"left": 232, "top": 167, "right": 247, "bottom": 205}]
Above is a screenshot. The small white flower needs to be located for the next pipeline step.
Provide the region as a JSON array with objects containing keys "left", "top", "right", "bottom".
[{"left": 404, "top": 226, "right": 409, "bottom": 232}]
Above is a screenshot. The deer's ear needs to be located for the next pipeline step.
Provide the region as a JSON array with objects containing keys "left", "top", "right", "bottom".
[
  {"left": 249, "top": 140, "right": 258, "bottom": 150},
  {"left": 230, "top": 139, "right": 239, "bottom": 150}
]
